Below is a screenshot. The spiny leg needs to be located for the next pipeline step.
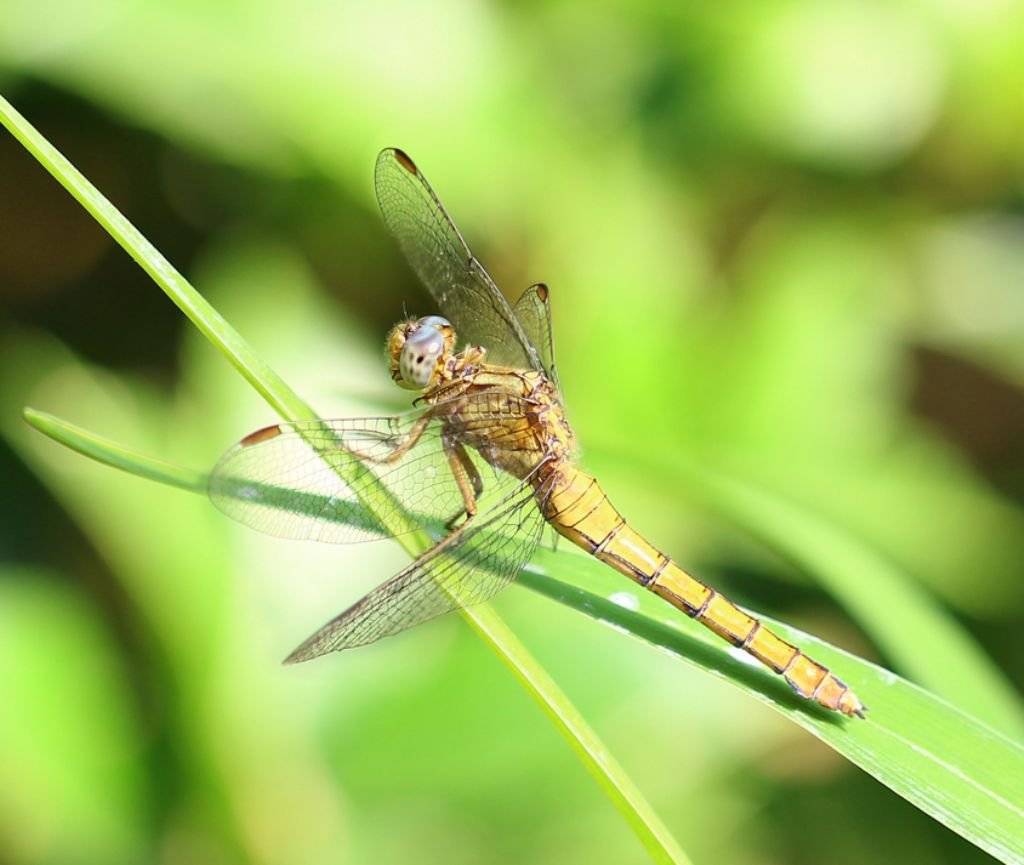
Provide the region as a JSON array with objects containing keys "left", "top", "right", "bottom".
[
  {"left": 345, "top": 412, "right": 435, "bottom": 466},
  {"left": 338, "top": 412, "right": 483, "bottom": 536},
  {"left": 442, "top": 437, "right": 482, "bottom": 531}
]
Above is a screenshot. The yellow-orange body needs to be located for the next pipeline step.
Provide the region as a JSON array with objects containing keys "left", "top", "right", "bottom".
[
  {"left": 211, "top": 148, "right": 867, "bottom": 712},
  {"left": 417, "top": 340, "right": 865, "bottom": 718}
]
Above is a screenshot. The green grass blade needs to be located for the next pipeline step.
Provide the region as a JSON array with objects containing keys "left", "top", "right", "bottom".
[
  {"left": 519, "top": 548, "right": 1024, "bottom": 865},
  {"left": 22, "top": 409, "right": 207, "bottom": 494},
  {"left": 0, "top": 94, "right": 308, "bottom": 422},
  {"left": 450, "top": 607, "right": 692, "bottom": 865},
  {"left": 23, "top": 408, "right": 1024, "bottom": 863},
  {"left": 4, "top": 94, "right": 690, "bottom": 865}
]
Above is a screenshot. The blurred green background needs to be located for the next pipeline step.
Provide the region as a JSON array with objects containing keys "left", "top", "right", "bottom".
[{"left": 1, "top": 0, "right": 1022, "bottom": 863}]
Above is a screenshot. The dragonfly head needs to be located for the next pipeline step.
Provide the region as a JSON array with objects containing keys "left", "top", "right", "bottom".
[{"left": 387, "top": 315, "right": 456, "bottom": 391}]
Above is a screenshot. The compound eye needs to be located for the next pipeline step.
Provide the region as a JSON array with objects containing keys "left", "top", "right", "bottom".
[
  {"left": 417, "top": 315, "right": 451, "bottom": 330},
  {"left": 399, "top": 323, "right": 446, "bottom": 388}
]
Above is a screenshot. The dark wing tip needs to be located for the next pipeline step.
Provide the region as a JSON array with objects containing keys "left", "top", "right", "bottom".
[
  {"left": 391, "top": 148, "right": 419, "bottom": 175},
  {"left": 533, "top": 282, "right": 549, "bottom": 302},
  {"left": 240, "top": 424, "right": 282, "bottom": 447}
]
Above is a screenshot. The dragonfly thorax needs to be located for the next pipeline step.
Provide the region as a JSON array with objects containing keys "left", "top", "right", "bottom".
[{"left": 387, "top": 315, "right": 456, "bottom": 391}]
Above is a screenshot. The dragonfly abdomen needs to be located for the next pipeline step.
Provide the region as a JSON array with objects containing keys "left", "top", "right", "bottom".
[{"left": 542, "top": 469, "right": 865, "bottom": 718}]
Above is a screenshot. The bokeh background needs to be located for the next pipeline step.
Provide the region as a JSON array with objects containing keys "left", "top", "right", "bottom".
[{"left": 1, "top": 1, "right": 1022, "bottom": 863}]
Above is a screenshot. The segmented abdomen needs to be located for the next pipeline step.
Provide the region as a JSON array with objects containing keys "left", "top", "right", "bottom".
[{"left": 539, "top": 468, "right": 865, "bottom": 718}]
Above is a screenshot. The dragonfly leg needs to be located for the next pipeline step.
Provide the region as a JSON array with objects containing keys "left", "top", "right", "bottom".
[
  {"left": 346, "top": 413, "right": 435, "bottom": 466},
  {"left": 443, "top": 438, "right": 482, "bottom": 530},
  {"left": 549, "top": 524, "right": 561, "bottom": 553}
]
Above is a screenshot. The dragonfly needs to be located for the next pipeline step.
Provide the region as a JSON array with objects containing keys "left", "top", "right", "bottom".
[{"left": 208, "top": 147, "right": 866, "bottom": 718}]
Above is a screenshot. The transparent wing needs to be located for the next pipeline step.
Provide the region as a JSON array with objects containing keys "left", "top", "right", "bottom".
[
  {"left": 284, "top": 470, "right": 551, "bottom": 660},
  {"left": 375, "top": 147, "right": 545, "bottom": 372},
  {"left": 208, "top": 394, "right": 540, "bottom": 545},
  {"left": 513, "top": 282, "right": 559, "bottom": 389}
]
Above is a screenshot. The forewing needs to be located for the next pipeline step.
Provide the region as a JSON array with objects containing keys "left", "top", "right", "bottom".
[
  {"left": 375, "top": 148, "right": 544, "bottom": 371},
  {"left": 208, "top": 397, "right": 534, "bottom": 544},
  {"left": 512, "top": 283, "right": 559, "bottom": 389},
  {"left": 284, "top": 473, "right": 549, "bottom": 660}
]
